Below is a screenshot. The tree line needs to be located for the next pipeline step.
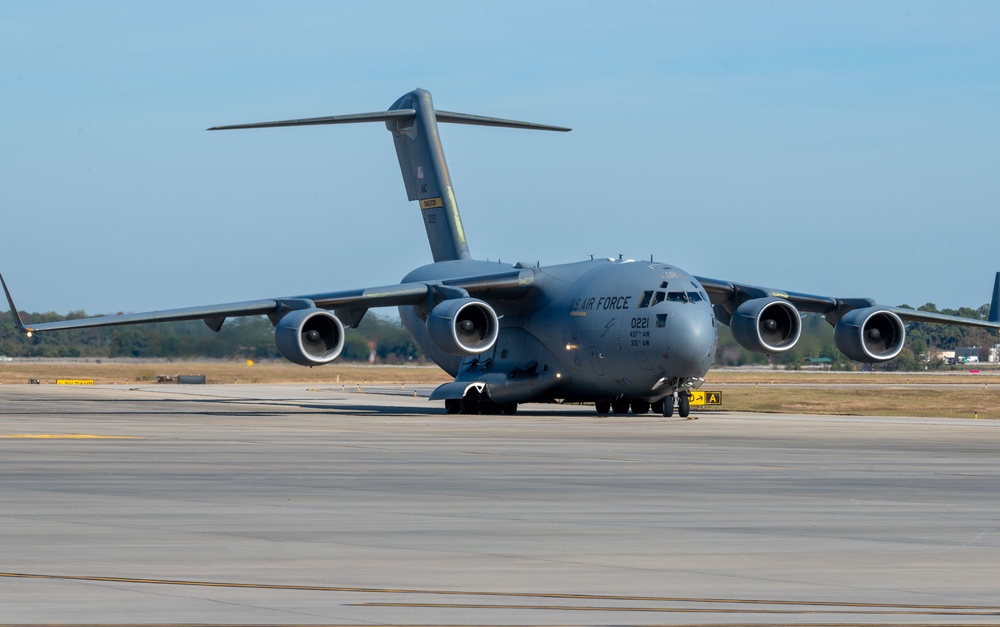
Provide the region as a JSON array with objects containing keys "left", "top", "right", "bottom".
[
  {"left": 0, "top": 311, "right": 422, "bottom": 363},
  {"left": 3, "top": 301, "right": 995, "bottom": 369},
  {"left": 715, "top": 302, "right": 996, "bottom": 370}
]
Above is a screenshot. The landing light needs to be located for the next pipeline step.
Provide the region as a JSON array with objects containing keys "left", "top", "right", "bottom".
[
  {"left": 26, "top": 331, "right": 33, "bottom": 338},
  {"left": 565, "top": 343, "right": 578, "bottom": 350}
]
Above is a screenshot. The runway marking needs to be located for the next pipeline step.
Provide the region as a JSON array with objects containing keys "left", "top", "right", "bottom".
[
  {"left": 6, "top": 624, "right": 1000, "bottom": 627},
  {"left": 357, "top": 601, "right": 1000, "bottom": 616},
  {"left": 3, "top": 571, "right": 1000, "bottom": 616},
  {"left": 2, "top": 624, "right": 999, "bottom": 627},
  {"left": 0, "top": 434, "right": 141, "bottom": 439},
  {"left": 3, "top": 625, "right": 1000, "bottom": 627}
]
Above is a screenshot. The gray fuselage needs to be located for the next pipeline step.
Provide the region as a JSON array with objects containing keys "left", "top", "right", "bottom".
[{"left": 401, "top": 257, "right": 717, "bottom": 404}]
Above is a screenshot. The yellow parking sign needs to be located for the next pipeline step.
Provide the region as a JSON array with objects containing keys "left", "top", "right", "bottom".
[{"left": 689, "top": 391, "right": 722, "bottom": 406}]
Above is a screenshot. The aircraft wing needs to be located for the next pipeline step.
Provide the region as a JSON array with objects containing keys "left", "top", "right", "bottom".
[
  {"left": 1, "top": 269, "right": 534, "bottom": 335},
  {"left": 695, "top": 275, "right": 1000, "bottom": 330}
]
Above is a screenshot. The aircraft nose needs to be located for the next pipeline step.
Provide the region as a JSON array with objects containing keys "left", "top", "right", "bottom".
[{"left": 664, "top": 307, "right": 717, "bottom": 372}]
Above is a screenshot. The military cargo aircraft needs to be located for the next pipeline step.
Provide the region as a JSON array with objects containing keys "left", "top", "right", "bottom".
[{"left": 4, "top": 88, "right": 1000, "bottom": 416}]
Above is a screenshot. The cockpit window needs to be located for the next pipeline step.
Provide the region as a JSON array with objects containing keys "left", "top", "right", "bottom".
[
  {"left": 662, "top": 291, "right": 704, "bottom": 303},
  {"left": 638, "top": 289, "right": 704, "bottom": 308}
]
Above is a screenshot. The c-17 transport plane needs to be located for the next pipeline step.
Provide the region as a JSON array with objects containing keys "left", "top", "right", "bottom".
[{"left": 4, "top": 88, "right": 1000, "bottom": 416}]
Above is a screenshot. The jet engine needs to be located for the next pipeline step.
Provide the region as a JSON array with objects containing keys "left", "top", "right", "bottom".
[
  {"left": 274, "top": 308, "right": 345, "bottom": 366},
  {"left": 426, "top": 298, "right": 499, "bottom": 356},
  {"left": 833, "top": 307, "right": 905, "bottom": 362},
  {"left": 730, "top": 297, "right": 802, "bottom": 353}
]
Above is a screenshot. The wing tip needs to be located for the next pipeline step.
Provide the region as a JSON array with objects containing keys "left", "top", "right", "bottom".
[
  {"left": 0, "top": 273, "right": 28, "bottom": 332},
  {"left": 989, "top": 271, "right": 1000, "bottom": 324}
]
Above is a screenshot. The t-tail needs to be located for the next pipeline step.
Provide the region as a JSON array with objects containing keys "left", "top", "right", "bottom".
[{"left": 209, "top": 88, "right": 570, "bottom": 262}]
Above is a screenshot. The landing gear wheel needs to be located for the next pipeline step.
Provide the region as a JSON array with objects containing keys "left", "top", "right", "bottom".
[
  {"left": 461, "top": 389, "right": 481, "bottom": 415},
  {"left": 611, "top": 399, "right": 630, "bottom": 415},
  {"left": 630, "top": 400, "right": 650, "bottom": 415},
  {"left": 662, "top": 396, "right": 674, "bottom": 417},
  {"left": 678, "top": 393, "right": 690, "bottom": 418},
  {"left": 501, "top": 403, "right": 518, "bottom": 415},
  {"left": 595, "top": 400, "right": 611, "bottom": 415},
  {"left": 480, "top": 401, "right": 502, "bottom": 415},
  {"left": 651, "top": 400, "right": 665, "bottom": 414},
  {"left": 445, "top": 399, "right": 461, "bottom": 414}
]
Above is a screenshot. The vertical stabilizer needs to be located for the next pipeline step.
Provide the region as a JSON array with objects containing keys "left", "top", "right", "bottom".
[
  {"left": 386, "top": 89, "right": 469, "bottom": 262},
  {"left": 990, "top": 272, "right": 1000, "bottom": 323},
  {"left": 209, "top": 89, "right": 569, "bottom": 263}
]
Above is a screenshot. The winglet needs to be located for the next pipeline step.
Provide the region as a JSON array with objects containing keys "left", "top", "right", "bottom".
[
  {"left": 989, "top": 272, "right": 1000, "bottom": 324},
  {"left": 0, "top": 273, "right": 30, "bottom": 334}
]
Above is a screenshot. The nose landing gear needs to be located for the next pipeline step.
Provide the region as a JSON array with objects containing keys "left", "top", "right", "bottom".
[{"left": 658, "top": 392, "right": 691, "bottom": 418}]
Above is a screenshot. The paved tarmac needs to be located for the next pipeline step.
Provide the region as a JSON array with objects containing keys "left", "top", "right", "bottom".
[{"left": 2, "top": 383, "right": 1000, "bottom": 626}]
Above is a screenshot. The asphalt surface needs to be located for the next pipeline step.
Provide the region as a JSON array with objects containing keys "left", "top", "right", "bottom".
[{"left": 2, "top": 383, "right": 1000, "bottom": 626}]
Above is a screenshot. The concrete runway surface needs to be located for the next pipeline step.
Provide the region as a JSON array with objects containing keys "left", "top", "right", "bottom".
[{"left": 2, "top": 383, "right": 1000, "bottom": 626}]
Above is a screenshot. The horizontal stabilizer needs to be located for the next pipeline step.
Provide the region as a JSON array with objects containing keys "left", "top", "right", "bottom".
[
  {"left": 207, "top": 88, "right": 569, "bottom": 263},
  {"left": 209, "top": 109, "right": 570, "bottom": 133},
  {"left": 434, "top": 110, "right": 570, "bottom": 132},
  {"left": 208, "top": 109, "right": 416, "bottom": 131}
]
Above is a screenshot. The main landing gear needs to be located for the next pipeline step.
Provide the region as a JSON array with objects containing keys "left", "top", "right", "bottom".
[
  {"left": 595, "top": 393, "right": 691, "bottom": 418},
  {"left": 446, "top": 389, "right": 517, "bottom": 415}
]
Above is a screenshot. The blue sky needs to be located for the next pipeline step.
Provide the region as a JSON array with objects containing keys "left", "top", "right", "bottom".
[{"left": 2, "top": 1, "right": 998, "bottom": 315}]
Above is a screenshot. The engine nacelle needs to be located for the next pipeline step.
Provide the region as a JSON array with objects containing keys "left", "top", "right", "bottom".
[
  {"left": 426, "top": 298, "right": 499, "bottom": 356},
  {"left": 274, "top": 308, "right": 345, "bottom": 366},
  {"left": 731, "top": 297, "right": 802, "bottom": 353},
  {"left": 834, "top": 307, "right": 905, "bottom": 362}
]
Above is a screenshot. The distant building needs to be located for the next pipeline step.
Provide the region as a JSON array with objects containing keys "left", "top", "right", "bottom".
[
  {"left": 991, "top": 344, "right": 1000, "bottom": 363},
  {"left": 955, "top": 347, "right": 980, "bottom": 364}
]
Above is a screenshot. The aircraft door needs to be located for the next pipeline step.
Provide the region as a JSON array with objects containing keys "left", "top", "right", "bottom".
[{"left": 588, "top": 346, "right": 605, "bottom": 376}]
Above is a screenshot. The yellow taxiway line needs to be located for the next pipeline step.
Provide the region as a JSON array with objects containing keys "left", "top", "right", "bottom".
[{"left": 0, "top": 434, "right": 141, "bottom": 439}]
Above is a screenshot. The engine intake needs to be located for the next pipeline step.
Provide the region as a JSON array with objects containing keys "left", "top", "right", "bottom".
[
  {"left": 426, "top": 298, "right": 499, "bottom": 356},
  {"left": 274, "top": 308, "right": 345, "bottom": 366},
  {"left": 834, "top": 307, "right": 905, "bottom": 362},
  {"left": 731, "top": 297, "right": 802, "bottom": 353}
]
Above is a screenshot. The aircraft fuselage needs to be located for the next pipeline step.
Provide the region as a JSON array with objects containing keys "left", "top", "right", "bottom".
[{"left": 401, "top": 257, "right": 717, "bottom": 404}]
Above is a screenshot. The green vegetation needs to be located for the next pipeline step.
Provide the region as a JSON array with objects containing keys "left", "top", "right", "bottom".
[
  {"left": 2, "top": 301, "right": 995, "bottom": 370},
  {"left": 0, "top": 311, "right": 422, "bottom": 363},
  {"left": 710, "top": 302, "right": 995, "bottom": 371}
]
